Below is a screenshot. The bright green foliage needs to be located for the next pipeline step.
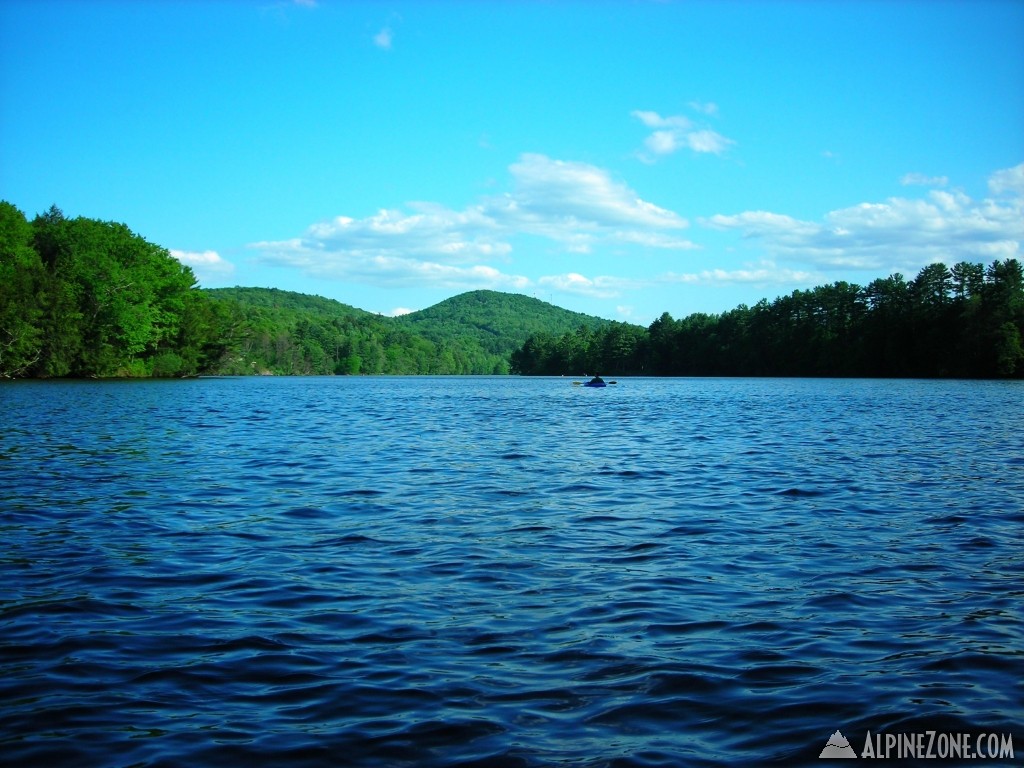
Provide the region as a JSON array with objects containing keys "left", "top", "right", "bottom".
[
  {"left": 0, "top": 202, "right": 46, "bottom": 377},
  {"left": 396, "top": 290, "right": 610, "bottom": 371},
  {"left": 0, "top": 202, "right": 218, "bottom": 377},
  {"left": 512, "top": 260, "right": 1024, "bottom": 379},
  {"left": 510, "top": 320, "right": 645, "bottom": 376},
  {"left": 202, "top": 287, "right": 609, "bottom": 375},
  {"left": 36, "top": 209, "right": 204, "bottom": 376}
]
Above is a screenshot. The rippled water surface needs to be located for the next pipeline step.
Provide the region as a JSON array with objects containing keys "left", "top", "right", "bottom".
[{"left": 2, "top": 376, "right": 1022, "bottom": 766}]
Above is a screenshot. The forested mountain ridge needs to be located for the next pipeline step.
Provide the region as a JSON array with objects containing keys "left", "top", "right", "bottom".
[
  {"left": 202, "top": 286, "right": 611, "bottom": 375},
  {"left": 205, "top": 287, "right": 370, "bottom": 319},
  {"left": 395, "top": 290, "right": 611, "bottom": 358},
  {"left": 0, "top": 201, "right": 615, "bottom": 377}
]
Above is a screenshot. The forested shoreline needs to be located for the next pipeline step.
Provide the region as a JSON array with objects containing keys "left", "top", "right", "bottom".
[
  {"left": 2, "top": 201, "right": 1022, "bottom": 379},
  {"left": 0, "top": 203, "right": 603, "bottom": 378},
  {"left": 512, "top": 260, "right": 1024, "bottom": 378}
]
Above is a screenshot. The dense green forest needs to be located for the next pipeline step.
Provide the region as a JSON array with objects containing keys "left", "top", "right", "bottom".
[
  {"left": 512, "top": 260, "right": 1024, "bottom": 378},
  {"left": 0, "top": 202, "right": 608, "bottom": 377},
  {"left": 3, "top": 201, "right": 1021, "bottom": 379},
  {"left": 203, "top": 287, "right": 604, "bottom": 375},
  {"left": 0, "top": 202, "right": 235, "bottom": 378},
  {"left": 396, "top": 291, "right": 610, "bottom": 361}
]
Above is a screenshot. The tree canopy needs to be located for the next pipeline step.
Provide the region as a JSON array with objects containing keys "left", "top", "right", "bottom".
[{"left": 0, "top": 202, "right": 227, "bottom": 378}]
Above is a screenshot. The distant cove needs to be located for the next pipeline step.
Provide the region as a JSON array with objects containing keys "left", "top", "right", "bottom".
[{"left": 2, "top": 201, "right": 1022, "bottom": 379}]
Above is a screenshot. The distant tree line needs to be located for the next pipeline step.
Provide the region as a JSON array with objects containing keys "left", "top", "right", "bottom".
[
  {"left": 512, "top": 260, "right": 1024, "bottom": 379},
  {"left": 5, "top": 201, "right": 1022, "bottom": 379}
]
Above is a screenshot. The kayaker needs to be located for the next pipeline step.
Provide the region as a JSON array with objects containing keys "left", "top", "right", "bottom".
[{"left": 588, "top": 374, "right": 605, "bottom": 385}]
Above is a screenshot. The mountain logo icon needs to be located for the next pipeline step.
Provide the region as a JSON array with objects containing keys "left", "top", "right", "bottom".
[{"left": 819, "top": 730, "right": 857, "bottom": 758}]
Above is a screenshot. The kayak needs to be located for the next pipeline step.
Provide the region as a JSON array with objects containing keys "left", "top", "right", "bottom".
[{"left": 583, "top": 381, "right": 607, "bottom": 388}]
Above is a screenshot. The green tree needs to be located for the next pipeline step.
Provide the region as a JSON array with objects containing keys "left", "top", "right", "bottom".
[{"left": 0, "top": 203, "right": 46, "bottom": 376}]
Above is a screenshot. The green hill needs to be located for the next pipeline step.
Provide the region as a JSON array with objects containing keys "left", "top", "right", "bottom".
[
  {"left": 200, "top": 287, "right": 613, "bottom": 375},
  {"left": 205, "top": 287, "right": 370, "bottom": 319},
  {"left": 0, "top": 198, "right": 617, "bottom": 378},
  {"left": 395, "top": 290, "right": 611, "bottom": 358}
]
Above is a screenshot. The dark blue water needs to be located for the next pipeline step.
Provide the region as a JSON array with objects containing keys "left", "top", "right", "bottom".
[{"left": 1, "top": 376, "right": 1022, "bottom": 767}]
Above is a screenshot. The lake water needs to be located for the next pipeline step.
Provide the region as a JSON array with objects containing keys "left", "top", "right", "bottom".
[{"left": 1, "top": 376, "right": 1022, "bottom": 766}]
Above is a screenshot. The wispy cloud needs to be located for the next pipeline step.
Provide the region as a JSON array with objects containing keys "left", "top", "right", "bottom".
[
  {"left": 534, "top": 259, "right": 815, "bottom": 300},
  {"left": 373, "top": 26, "right": 393, "bottom": 50},
  {"left": 688, "top": 101, "right": 719, "bottom": 116},
  {"left": 253, "top": 238, "right": 529, "bottom": 291},
  {"left": 537, "top": 272, "right": 641, "bottom": 299},
  {"left": 632, "top": 106, "right": 734, "bottom": 162},
  {"left": 260, "top": 0, "right": 317, "bottom": 22},
  {"left": 702, "top": 163, "right": 1024, "bottom": 271},
  {"left": 251, "top": 153, "right": 695, "bottom": 292},
  {"left": 989, "top": 162, "right": 1024, "bottom": 196},
  {"left": 664, "top": 261, "right": 819, "bottom": 287},
  {"left": 900, "top": 172, "right": 949, "bottom": 187}
]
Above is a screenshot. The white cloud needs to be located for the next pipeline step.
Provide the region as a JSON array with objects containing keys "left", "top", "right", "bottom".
[
  {"left": 611, "top": 230, "right": 700, "bottom": 250},
  {"left": 900, "top": 172, "right": 949, "bottom": 187},
  {"left": 503, "top": 153, "right": 689, "bottom": 231},
  {"left": 373, "top": 26, "right": 393, "bottom": 49},
  {"left": 537, "top": 272, "right": 636, "bottom": 299},
  {"left": 646, "top": 130, "right": 681, "bottom": 155},
  {"left": 304, "top": 205, "right": 510, "bottom": 263},
  {"left": 632, "top": 107, "right": 734, "bottom": 161},
  {"left": 254, "top": 241, "right": 530, "bottom": 292},
  {"left": 631, "top": 111, "right": 692, "bottom": 130},
  {"left": 537, "top": 259, "right": 820, "bottom": 298},
  {"left": 989, "top": 161, "right": 1024, "bottom": 196},
  {"left": 688, "top": 101, "right": 719, "bottom": 116},
  {"left": 251, "top": 153, "right": 695, "bottom": 293},
  {"left": 389, "top": 307, "right": 415, "bottom": 317},
  {"left": 169, "top": 249, "right": 235, "bottom": 282},
  {"left": 702, "top": 164, "right": 1024, "bottom": 271},
  {"left": 704, "top": 211, "right": 819, "bottom": 241},
  {"left": 685, "top": 129, "right": 733, "bottom": 154},
  {"left": 665, "top": 261, "right": 819, "bottom": 286}
]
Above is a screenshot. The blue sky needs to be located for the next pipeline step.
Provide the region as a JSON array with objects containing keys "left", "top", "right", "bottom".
[{"left": 2, "top": 0, "right": 1022, "bottom": 324}]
